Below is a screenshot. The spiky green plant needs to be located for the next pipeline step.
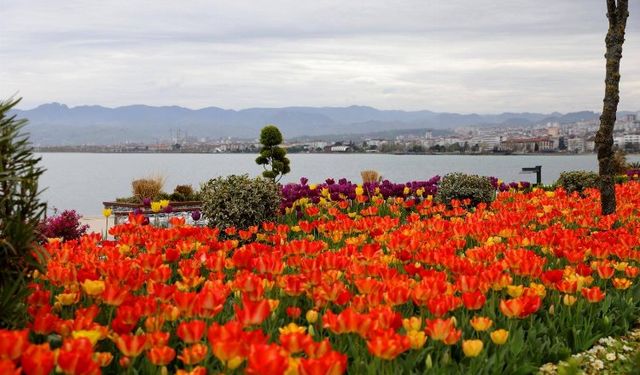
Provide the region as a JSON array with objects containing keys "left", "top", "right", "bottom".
[{"left": 0, "top": 97, "right": 47, "bottom": 328}]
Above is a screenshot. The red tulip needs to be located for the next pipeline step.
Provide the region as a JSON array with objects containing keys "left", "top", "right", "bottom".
[{"left": 581, "top": 286, "right": 606, "bottom": 303}]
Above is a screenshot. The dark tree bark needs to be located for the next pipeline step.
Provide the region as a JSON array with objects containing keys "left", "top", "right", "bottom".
[{"left": 595, "top": 0, "right": 628, "bottom": 215}]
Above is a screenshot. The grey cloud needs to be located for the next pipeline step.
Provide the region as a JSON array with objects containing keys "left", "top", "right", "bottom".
[{"left": 0, "top": 0, "right": 638, "bottom": 112}]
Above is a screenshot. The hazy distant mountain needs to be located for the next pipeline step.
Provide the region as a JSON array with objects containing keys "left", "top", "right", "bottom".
[{"left": 10, "top": 103, "right": 606, "bottom": 146}]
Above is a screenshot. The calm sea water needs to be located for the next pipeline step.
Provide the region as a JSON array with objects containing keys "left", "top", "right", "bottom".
[{"left": 37, "top": 153, "right": 640, "bottom": 216}]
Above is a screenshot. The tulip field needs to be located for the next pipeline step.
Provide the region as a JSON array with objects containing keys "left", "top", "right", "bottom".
[{"left": 3, "top": 180, "right": 640, "bottom": 374}]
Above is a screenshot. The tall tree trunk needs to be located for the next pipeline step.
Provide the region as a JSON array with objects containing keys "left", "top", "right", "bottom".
[{"left": 595, "top": 0, "right": 628, "bottom": 215}]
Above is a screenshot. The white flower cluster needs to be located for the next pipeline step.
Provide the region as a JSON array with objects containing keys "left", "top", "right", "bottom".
[{"left": 537, "top": 323, "right": 640, "bottom": 375}]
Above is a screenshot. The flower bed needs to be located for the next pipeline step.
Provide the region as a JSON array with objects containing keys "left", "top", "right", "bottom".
[
  {"left": 2, "top": 182, "right": 640, "bottom": 374},
  {"left": 280, "top": 176, "right": 532, "bottom": 210}
]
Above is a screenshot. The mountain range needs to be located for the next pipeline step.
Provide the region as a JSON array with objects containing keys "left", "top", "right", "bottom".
[{"left": 10, "top": 103, "right": 609, "bottom": 146}]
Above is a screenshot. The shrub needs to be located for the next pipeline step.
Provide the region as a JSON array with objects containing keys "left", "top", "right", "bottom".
[
  {"left": 361, "top": 170, "right": 382, "bottom": 184},
  {"left": 557, "top": 171, "right": 600, "bottom": 193},
  {"left": 170, "top": 184, "right": 198, "bottom": 201},
  {"left": 201, "top": 174, "right": 281, "bottom": 230},
  {"left": 0, "top": 97, "right": 47, "bottom": 328},
  {"left": 131, "top": 175, "right": 165, "bottom": 201},
  {"left": 39, "top": 210, "right": 89, "bottom": 242},
  {"left": 435, "top": 173, "right": 495, "bottom": 207}
]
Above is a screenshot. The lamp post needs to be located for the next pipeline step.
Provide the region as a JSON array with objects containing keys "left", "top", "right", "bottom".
[{"left": 521, "top": 166, "right": 542, "bottom": 186}]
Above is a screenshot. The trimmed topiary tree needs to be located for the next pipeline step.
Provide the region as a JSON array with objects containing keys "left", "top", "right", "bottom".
[
  {"left": 435, "top": 172, "right": 495, "bottom": 207},
  {"left": 0, "top": 97, "right": 47, "bottom": 328},
  {"left": 256, "top": 125, "right": 290, "bottom": 182},
  {"left": 200, "top": 174, "right": 281, "bottom": 230}
]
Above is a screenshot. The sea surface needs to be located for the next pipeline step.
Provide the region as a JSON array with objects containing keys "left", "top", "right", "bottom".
[{"left": 37, "top": 153, "right": 640, "bottom": 216}]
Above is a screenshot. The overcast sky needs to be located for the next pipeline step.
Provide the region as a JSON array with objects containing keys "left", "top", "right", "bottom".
[{"left": 1, "top": 0, "right": 638, "bottom": 113}]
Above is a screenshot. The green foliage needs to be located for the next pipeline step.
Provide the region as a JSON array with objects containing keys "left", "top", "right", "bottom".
[
  {"left": 170, "top": 184, "right": 199, "bottom": 202},
  {"left": 255, "top": 125, "right": 290, "bottom": 182},
  {"left": 557, "top": 171, "right": 600, "bottom": 194},
  {"left": 200, "top": 174, "right": 281, "bottom": 230},
  {"left": 435, "top": 172, "right": 495, "bottom": 207},
  {"left": 0, "top": 97, "right": 47, "bottom": 328}
]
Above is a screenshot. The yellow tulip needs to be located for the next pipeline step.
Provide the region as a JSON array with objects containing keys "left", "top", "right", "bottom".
[
  {"left": 490, "top": 329, "right": 509, "bottom": 345},
  {"left": 72, "top": 330, "right": 102, "bottom": 345},
  {"left": 406, "top": 330, "right": 427, "bottom": 349},
  {"left": 462, "top": 339, "right": 483, "bottom": 357},
  {"left": 227, "top": 356, "right": 244, "bottom": 370},
  {"left": 82, "top": 279, "right": 105, "bottom": 296},
  {"left": 306, "top": 310, "right": 319, "bottom": 324},
  {"left": 563, "top": 294, "right": 577, "bottom": 306},
  {"left": 506, "top": 285, "right": 524, "bottom": 298},
  {"left": 355, "top": 185, "right": 364, "bottom": 196},
  {"left": 102, "top": 208, "right": 112, "bottom": 217},
  {"left": 151, "top": 201, "right": 162, "bottom": 213},
  {"left": 279, "top": 323, "right": 306, "bottom": 335},
  {"left": 402, "top": 317, "right": 422, "bottom": 332},
  {"left": 56, "top": 293, "right": 78, "bottom": 306}
]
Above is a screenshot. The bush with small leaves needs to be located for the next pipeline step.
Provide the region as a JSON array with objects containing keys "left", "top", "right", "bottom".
[
  {"left": 39, "top": 210, "right": 89, "bottom": 242},
  {"left": 435, "top": 173, "right": 495, "bottom": 207},
  {"left": 557, "top": 171, "right": 600, "bottom": 194},
  {"left": 200, "top": 174, "right": 281, "bottom": 230}
]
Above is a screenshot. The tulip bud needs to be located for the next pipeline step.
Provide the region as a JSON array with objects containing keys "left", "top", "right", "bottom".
[
  {"left": 549, "top": 304, "right": 555, "bottom": 316},
  {"left": 425, "top": 354, "right": 433, "bottom": 369},
  {"left": 441, "top": 350, "right": 450, "bottom": 365}
]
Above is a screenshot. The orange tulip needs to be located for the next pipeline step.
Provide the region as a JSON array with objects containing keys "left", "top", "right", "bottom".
[
  {"left": 113, "top": 334, "right": 147, "bottom": 357},
  {"left": 235, "top": 297, "right": 271, "bottom": 327},
  {"left": 298, "top": 350, "right": 348, "bottom": 375},
  {"left": 177, "top": 320, "right": 206, "bottom": 343},
  {"left": 21, "top": 344, "right": 55, "bottom": 375},
  {"left": 0, "top": 329, "right": 29, "bottom": 360},
  {"left": 366, "top": 329, "right": 411, "bottom": 360},
  {"left": 424, "top": 318, "right": 456, "bottom": 341},
  {"left": 147, "top": 345, "right": 176, "bottom": 366},
  {"left": 178, "top": 343, "right": 208, "bottom": 365},
  {"left": 499, "top": 295, "right": 541, "bottom": 319},
  {"left": 245, "top": 344, "right": 289, "bottom": 375}
]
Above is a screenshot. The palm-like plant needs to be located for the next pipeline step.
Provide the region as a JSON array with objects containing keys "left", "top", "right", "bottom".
[{"left": 0, "top": 97, "right": 47, "bottom": 328}]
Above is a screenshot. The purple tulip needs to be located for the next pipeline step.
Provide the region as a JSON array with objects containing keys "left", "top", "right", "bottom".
[
  {"left": 191, "top": 210, "right": 201, "bottom": 221},
  {"left": 143, "top": 198, "right": 152, "bottom": 207}
]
